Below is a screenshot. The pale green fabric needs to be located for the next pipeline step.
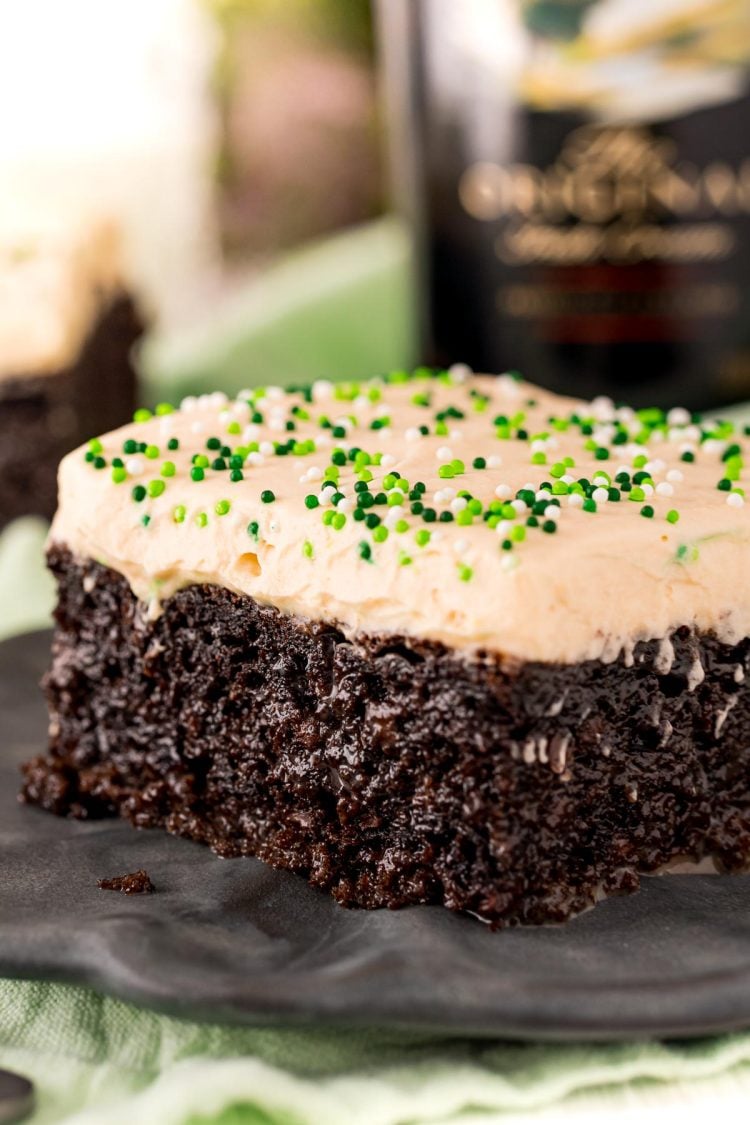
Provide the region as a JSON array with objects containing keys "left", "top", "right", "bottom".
[{"left": 2, "top": 219, "right": 750, "bottom": 1123}]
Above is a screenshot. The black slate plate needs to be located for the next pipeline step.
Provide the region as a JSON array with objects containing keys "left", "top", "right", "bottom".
[{"left": 2, "top": 631, "right": 750, "bottom": 1041}]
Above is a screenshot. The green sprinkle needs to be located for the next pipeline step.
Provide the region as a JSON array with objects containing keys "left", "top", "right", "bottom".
[
  {"left": 640, "top": 505, "right": 654, "bottom": 518},
  {"left": 226, "top": 421, "right": 241, "bottom": 435},
  {"left": 530, "top": 451, "right": 547, "bottom": 465},
  {"left": 155, "top": 402, "right": 174, "bottom": 416},
  {"left": 111, "top": 466, "right": 127, "bottom": 484},
  {"left": 173, "top": 505, "right": 186, "bottom": 524},
  {"left": 191, "top": 467, "right": 205, "bottom": 482},
  {"left": 215, "top": 499, "right": 231, "bottom": 516},
  {"left": 472, "top": 457, "right": 486, "bottom": 470},
  {"left": 717, "top": 478, "right": 732, "bottom": 491},
  {"left": 395, "top": 519, "right": 409, "bottom": 533},
  {"left": 194, "top": 454, "right": 209, "bottom": 469},
  {"left": 582, "top": 498, "right": 597, "bottom": 513},
  {"left": 594, "top": 448, "right": 610, "bottom": 461},
  {"left": 304, "top": 494, "right": 319, "bottom": 509},
  {"left": 629, "top": 486, "right": 646, "bottom": 502},
  {"left": 372, "top": 525, "right": 388, "bottom": 543},
  {"left": 131, "top": 485, "right": 147, "bottom": 503},
  {"left": 133, "top": 408, "right": 152, "bottom": 423},
  {"left": 247, "top": 521, "right": 259, "bottom": 541},
  {"left": 87, "top": 438, "right": 103, "bottom": 454},
  {"left": 161, "top": 461, "right": 176, "bottom": 477},
  {"left": 141, "top": 515, "right": 151, "bottom": 527},
  {"left": 167, "top": 438, "right": 179, "bottom": 452},
  {"left": 398, "top": 552, "right": 413, "bottom": 566},
  {"left": 303, "top": 539, "right": 314, "bottom": 559},
  {"left": 415, "top": 530, "right": 431, "bottom": 548},
  {"left": 666, "top": 509, "right": 680, "bottom": 524},
  {"left": 457, "top": 563, "right": 473, "bottom": 582},
  {"left": 681, "top": 451, "right": 695, "bottom": 463},
  {"left": 261, "top": 490, "right": 275, "bottom": 504},
  {"left": 147, "top": 480, "right": 166, "bottom": 498},
  {"left": 195, "top": 512, "right": 208, "bottom": 528},
  {"left": 438, "top": 464, "right": 455, "bottom": 480},
  {"left": 144, "top": 444, "right": 159, "bottom": 460},
  {"left": 230, "top": 469, "right": 244, "bottom": 482},
  {"left": 332, "top": 512, "right": 346, "bottom": 530},
  {"left": 358, "top": 540, "right": 372, "bottom": 561}
]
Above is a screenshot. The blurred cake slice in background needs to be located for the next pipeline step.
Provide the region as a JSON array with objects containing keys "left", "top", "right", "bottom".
[{"left": 0, "top": 217, "right": 145, "bottom": 530}]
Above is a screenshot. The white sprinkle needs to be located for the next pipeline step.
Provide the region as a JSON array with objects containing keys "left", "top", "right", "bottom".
[
  {"left": 543, "top": 505, "right": 560, "bottom": 520},
  {"left": 561, "top": 474, "right": 575, "bottom": 485},
  {"left": 592, "top": 473, "right": 609, "bottom": 487},
  {"left": 268, "top": 417, "right": 285, "bottom": 432},
  {"left": 266, "top": 386, "right": 284, "bottom": 400},
  {"left": 568, "top": 492, "right": 584, "bottom": 508},
  {"left": 645, "top": 459, "right": 666, "bottom": 475},
  {"left": 592, "top": 487, "right": 609, "bottom": 503},
  {"left": 449, "top": 429, "right": 463, "bottom": 442},
  {"left": 591, "top": 395, "right": 616, "bottom": 420},
  {"left": 431, "top": 529, "right": 444, "bottom": 544},
  {"left": 656, "top": 481, "right": 674, "bottom": 497},
  {"left": 454, "top": 538, "right": 469, "bottom": 554},
  {"left": 190, "top": 421, "right": 205, "bottom": 435},
  {"left": 245, "top": 452, "right": 265, "bottom": 466},
  {"left": 494, "top": 483, "right": 512, "bottom": 500},
  {"left": 487, "top": 455, "right": 502, "bottom": 469},
  {"left": 306, "top": 465, "right": 323, "bottom": 481},
  {"left": 535, "top": 489, "right": 552, "bottom": 502},
  {"left": 734, "top": 664, "right": 745, "bottom": 683},
  {"left": 381, "top": 453, "right": 396, "bottom": 468},
  {"left": 318, "top": 490, "right": 333, "bottom": 506},
  {"left": 687, "top": 656, "right": 705, "bottom": 692},
  {"left": 448, "top": 363, "right": 472, "bottom": 383},
  {"left": 209, "top": 391, "right": 229, "bottom": 408},
  {"left": 180, "top": 395, "right": 198, "bottom": 413},
  {"left": 496, "top": 520, "right": 512, "bottom": 537},
  {"left": 450, "top": 497, "right": 468, "bottom": 514},
  {"left": 703, "top": 439, "right": 726, "bottom": 456},
  {"left": 260, "top": 441, "right": 275, "bottom": 456},
  {"left": 499, "top": 373, "right": 523, "bottom": 397},
  {"left": 667, "top": 406, "right": 691, "bottom": 426},
  {"left": 500, "top": 553, "right": 519, "bottom": 572},
  {"left": 531, "top": 439, "right": 547, "bottom": 454},
  {"left": 642, "top": 483, "right": 654, "bottom": 498},
  {"left": 336, "top": 497, "right": 352, "bottom": 513},
  {"left": 405, "top": 427, "right": 422, "bottom": 442},
  {"left": 667, "top": 469, "right": 684, "bottom": 483},
  {"left": 510, "top": 499, "right": 527, "bottom": 516},
  {"left": 126, "top": 457, "right": 144, "bottom": 475},
  {"left": 727, "top": 492, "right": 745, "bottom": 508},
  {"left": 242, "top": 424, "right": 260, "bottom": 442},
  {"left": 312, "top": 380, "right": 333, "bottom": 401},
  {"left": 436, "top": 446, "right": 453, "bottom": 460}
]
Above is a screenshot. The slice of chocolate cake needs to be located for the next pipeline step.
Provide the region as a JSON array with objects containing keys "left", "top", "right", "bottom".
[
  {"left": 21, "top": 369, "right": 750, "bottom": 925},
  {"left": 0, "top": 219, "right": 144, "bottom": 530}
]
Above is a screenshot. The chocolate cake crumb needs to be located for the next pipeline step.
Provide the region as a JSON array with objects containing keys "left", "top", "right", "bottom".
[
  {"left": 97, "top": 869, "right": 155, "bottom": 895},
  {"left": 21, "top": 547, "right": 750, "bottom": 926}
]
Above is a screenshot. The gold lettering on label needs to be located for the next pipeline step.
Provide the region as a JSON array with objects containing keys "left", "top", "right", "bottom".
[
  {"left": 459, "top": 125, "right": 750, "bottom": 229},
  {"left": 496, "top": 221, "right": 734, "bottom": 266}
]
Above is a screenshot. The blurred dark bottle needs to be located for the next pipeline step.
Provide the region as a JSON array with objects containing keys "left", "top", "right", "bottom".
[{"left": 377, "top": 0, "right": 750, "bottom": 409}]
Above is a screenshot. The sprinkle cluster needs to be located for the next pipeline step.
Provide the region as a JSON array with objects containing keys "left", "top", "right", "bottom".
[{"left": 80, "top": 368, "right": 749, "bottom": 583}]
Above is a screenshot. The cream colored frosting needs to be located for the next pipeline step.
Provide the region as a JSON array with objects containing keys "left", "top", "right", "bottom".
[
  {"left": 0, "top": 217, "right": 124, "bottom": 381},
  {"left": 51, "top": 370, "right": 750, "bottom": 664}
]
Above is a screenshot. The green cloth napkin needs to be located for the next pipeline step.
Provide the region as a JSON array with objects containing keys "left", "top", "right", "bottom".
[{"left": 3, "top": 217, "right": 750, "bottom": 1123}]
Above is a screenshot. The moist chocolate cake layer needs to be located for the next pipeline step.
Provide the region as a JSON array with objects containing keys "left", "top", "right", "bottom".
[
  {"left": 0, "top": 295, "right": 141, "bottom": 530},
  {"left": 22, "top": 546, "right": 750, "bottom": 926}
]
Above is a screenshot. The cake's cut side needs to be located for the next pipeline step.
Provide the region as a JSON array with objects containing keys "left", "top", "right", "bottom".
[
  {"left": 0, "top": 220, "right": 144, "bottom": 530},
  {"left": 22, "top": 546, "right": 750, "bottom": 927},
  {"left": 0, "top": 295, "right": 142, "bottom": 528}
]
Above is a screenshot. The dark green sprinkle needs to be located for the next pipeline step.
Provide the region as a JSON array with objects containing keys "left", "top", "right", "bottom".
[
  {"left": 132, "top": 485, "right": 147, "bottom": 503},
  {"left": 365, "top": 513, "right": 381, "bottom": 529},
  {"left": 304, "top": 494, "right": 319, "bottom": 509},
  {"left": 641, "top": 505, "right": 655, "bottom": 518},
  {"left": 261, "top": 490, "right": 275, "bottom": 504},
  {"left": 211, "top": 457, "right": 227, "bottom": 471},
  {"left": 93, "top": 456, "right": 106, "bottom": 470},
  {"left": 422, "top": 508, "right": 437, "bottom": 523},
  {"left": 681, "top": 451, "right": 695, "bottom": 463},
  {"left": 358, "top": 541, "right": 372, "bottom": 562},
  {"left": 167, "top": 437, "right": 179, "bottom": 451},
  {"left": 206, "top": 437, "right": 221, "bottom": 450},
  {"left": 191, "top": 467, "right": 205, "bottom": 482},
  {"left": 472, "top": 457, "right": 486, "bottom": 470},
  {"left": 439, "top": 511, "right": 454, "bottom": 522},
  {"left": 247, "top": 521, "right": 259, "bottom": 541},
  {"left": 123, "top": 439, "right": 138, "bottom": 455},
  {"left": 230, "top": 469, "right": 244, "bottom": 482},
  {"left": 542, "top": 520, "right": 557, "bottom": 533},
  {"left": 717, "top": 478, "right": 732, "bottom": 491}
]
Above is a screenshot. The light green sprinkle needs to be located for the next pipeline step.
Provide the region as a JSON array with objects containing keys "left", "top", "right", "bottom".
[
  {"left": 161, "top": 461, "right": 176, "bottom": 477},
  {"left": 111, "top": 466, "right": 127, "bottom": 484},
  {"left": 372, "top": 525, "right": 388, "bottom": 543},
  {"left": 415, "top": 530, "right": 431, "bottom": 548},
  {"left": 303, "top": 539, "right": 314, "bottom": 559},
  {"left": 133, "top": 408, "right": 152, "bottom": 423},
  {"left": 155, "top": 402, "right": 174, "bottom": 416},
  {"left": 144, "top": 444, "right": 160, "bottom": 460},
  {"left": 215, "top": 499, "right": 231, "bottom": 516},
  {"left": 457, "top": 563, "right": 473, "bottom": 582},
  {"left": 147, "top": 479, "right": 166, "bottom": 498},
  {"left": 666, "top": 509, "right": 680, "bottom": 524},
  {"left": 195, "top": 512, "right": 208, "bottom": 528},
  {"left": 173, "top": 505, "right": 186, "bottom": 524}
]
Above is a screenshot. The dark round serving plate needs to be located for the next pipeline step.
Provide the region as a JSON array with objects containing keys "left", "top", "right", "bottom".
[{"left": 2, "top": 630, "right": 750, "bottom": 1041}]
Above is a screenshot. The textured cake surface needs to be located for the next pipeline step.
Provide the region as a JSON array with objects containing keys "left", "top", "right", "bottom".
[
  {"left": 23, "top": 548, "right": 750, "bottom": 927},
  {"left": 51, "top": 369, "right": 750, "bottom": 664}
]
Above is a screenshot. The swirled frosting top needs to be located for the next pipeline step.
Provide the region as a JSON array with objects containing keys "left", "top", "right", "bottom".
[
  {"left": 51, "top": 368, "right": 750, "bottom": 664},
  {"left": 0, "top": 217, "right": 124, "bottom": 381}
]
